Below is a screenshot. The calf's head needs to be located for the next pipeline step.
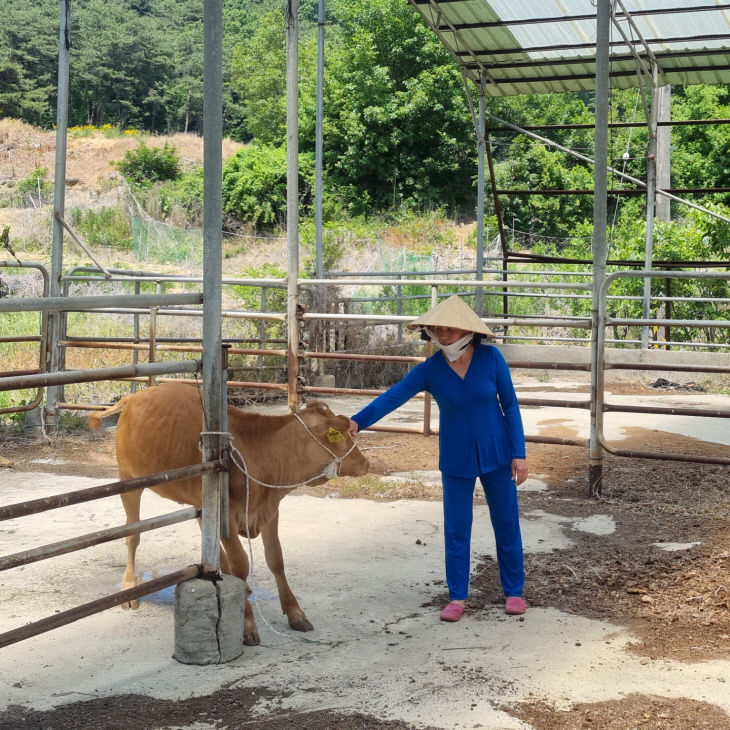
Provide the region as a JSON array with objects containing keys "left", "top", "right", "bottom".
[{"left": 297, "top": 400, "right": 369, "bottom": 479}]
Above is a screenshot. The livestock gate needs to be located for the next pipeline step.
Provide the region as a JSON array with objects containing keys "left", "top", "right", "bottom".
[{"left": 2, "top": 0, "right": 730, "bottom": 662}]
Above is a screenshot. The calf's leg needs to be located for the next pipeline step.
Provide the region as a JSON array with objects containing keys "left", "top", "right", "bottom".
[
  {"left": 220, "top": 532, "right": 259, "bottom": 646},
  {"left": 261, "top": 511, "right": 313, "bottom": 632},
  {"left": 120, "top": 487, "right": 143, "bottom": 609}
]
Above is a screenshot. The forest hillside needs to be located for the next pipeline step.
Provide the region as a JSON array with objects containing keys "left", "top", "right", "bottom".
[{"left": 3, "top": 0, "right": 730, "bottom": 237}]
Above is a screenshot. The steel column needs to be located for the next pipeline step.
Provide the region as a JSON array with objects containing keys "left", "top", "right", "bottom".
[
  {"left": 201, "top": 0, "right": 227, "bottom": 577},
  {"left": 475, "top": 79, "right": 486, "bottom": 313},
  {"left": 47, "top": 0, "right": 72, "bottom": 425},
  {"left": 589, "top": 0, "right": 611, "bottom": 498},
  {"left": 314, "top": 0, "right": 325, "bottom": 280},
  {"left": 641, "top": 65, "right": 660, "bottom": 349},
  {"left": 286, "top": 0, "right": 301, "bottom": 411}
]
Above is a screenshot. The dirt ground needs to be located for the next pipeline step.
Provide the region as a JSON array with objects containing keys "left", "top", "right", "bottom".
[{"left": 1, "top": 386, "right": 729, "bottom": 730}]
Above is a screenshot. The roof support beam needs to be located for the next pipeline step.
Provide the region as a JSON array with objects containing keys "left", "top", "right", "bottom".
[
  {"left": 455, "top": 33, "right": 730, "bottom": 57},
  {"left": 460, "top": 65, "right": 730, "bottom": 86},
  {"left": 484, "top": 109, "right": 730, "bottom": 224},
  {"left": 459, "top": 48, "right": 730, "bottom": 74},
  {"left": 409, "top": 0, "right": 499, "bottom": 86},
  {"left": 431, "top": 4, "right": 730, "bottom": 31},
  {"left": 641, "top": 63, "right": 660, "bottom": 349},
  {"left": 610, "top": 0, "right": 660, "bottom": 85}
]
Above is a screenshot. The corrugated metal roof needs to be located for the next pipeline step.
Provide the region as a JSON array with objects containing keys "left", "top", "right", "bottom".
[{"left": 407, "top": 0, "right": 730, "bottom": 95}]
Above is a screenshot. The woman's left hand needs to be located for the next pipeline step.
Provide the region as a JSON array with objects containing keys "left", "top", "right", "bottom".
[{"left": 512, "top": 458, "right": 529, "bottom": 486}]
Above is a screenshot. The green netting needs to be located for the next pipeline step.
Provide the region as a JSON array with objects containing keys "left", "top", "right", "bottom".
[
  {"left": 131, "top": 217, "right": 203, "bottom": 266},
  {"left": 378, "top": 243, "right": 436, "bottom": 273}
]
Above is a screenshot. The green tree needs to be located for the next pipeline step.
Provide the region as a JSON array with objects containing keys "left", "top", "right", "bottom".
[
  {"left": 154, "top": 0, "right": 204, "bottom": 134},
  {"left": 71, "top": 0, "right": 171, "bottom": 128},
  {"left": 0, "top": 51, "right": 25, "bottom": 118},
  {"left": 321, "top": 0, "right": 474, "bottom": 213},
  {"left": 229, "top": 10, "right": 289, "bottom": 144},
  {"left": 1, "top": 2, "right": 57, "bottom": 125},
  {"left": 672, "top": 85, "right": 730, "bottom": 206},
  {"left": 227, "top": 0, "right": 477, "bottom": 214},
  {"left": 493, "top": 140, "right": 594, "bottom": 238}
]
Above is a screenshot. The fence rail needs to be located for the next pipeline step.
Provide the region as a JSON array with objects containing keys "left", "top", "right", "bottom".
[{"left": 0, "top": 461, "right": 220, "bottom": 648}]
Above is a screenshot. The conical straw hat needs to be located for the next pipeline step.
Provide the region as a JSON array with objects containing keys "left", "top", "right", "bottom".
[{"left": 407, "top": 295, "right": 494, "bottom": 337}]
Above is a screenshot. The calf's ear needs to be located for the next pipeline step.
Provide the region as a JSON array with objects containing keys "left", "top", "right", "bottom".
[
  {"left": 331, "top": 414, "right": 351, "bottom": 433},
  {"left": 306, "top": 400, "right": 333, "bottom": 416}
]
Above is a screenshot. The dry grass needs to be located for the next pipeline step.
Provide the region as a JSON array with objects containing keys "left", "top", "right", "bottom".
[{"left": 0, "top": 118, "right": 243, "bottom": 187}]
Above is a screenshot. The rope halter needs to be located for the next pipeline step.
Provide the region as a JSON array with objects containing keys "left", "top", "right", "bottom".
[
  {"left": 290, "top": 411, "right": 358, "bottom": 481},
  {"left": 204, "top": 408, "right": 358, "bottom": 490}
]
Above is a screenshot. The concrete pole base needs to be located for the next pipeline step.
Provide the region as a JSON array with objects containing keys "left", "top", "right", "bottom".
[
  {"left": 173, "top": 575, "right": 246, "bottom": 665},
  {"left": 23, "top": 408, "right": 43, "bottom": 435}
]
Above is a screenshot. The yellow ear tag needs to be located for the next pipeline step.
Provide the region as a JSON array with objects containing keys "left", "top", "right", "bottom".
[{"left": 327, "top": 427, "right": 344, "bottom": 443}]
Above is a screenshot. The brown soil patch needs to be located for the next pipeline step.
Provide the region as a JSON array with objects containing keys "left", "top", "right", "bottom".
[
  {"left": 506, "top": 694, "right": 730, "bottom": 730},
  {"left": 0, "top": 688, "right": 432, "bottom": 730}
]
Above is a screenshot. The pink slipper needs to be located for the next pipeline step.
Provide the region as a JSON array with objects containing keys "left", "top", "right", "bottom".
[
  {"left": 440, "top": 601, "right": 465, "bottom": 622},
  {"left": 505, "top": 596, "right": 526, "bottom": 615}
]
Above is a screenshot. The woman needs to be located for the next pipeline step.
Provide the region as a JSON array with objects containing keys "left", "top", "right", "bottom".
[{"left": 348, "top": 295, "right": 528, "bottom": 622}]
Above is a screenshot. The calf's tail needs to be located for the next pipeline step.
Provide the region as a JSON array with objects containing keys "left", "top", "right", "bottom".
[{"left": 87, "top": 395, "right": 132, "bottom": 431}]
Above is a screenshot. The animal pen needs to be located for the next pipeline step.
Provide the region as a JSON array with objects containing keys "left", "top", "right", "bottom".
[{"left": 1, "top": 0, "right": 730, "bottom": 661}]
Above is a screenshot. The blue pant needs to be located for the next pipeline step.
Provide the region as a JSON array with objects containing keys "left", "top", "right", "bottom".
[{"left": 441, "top": 464, "right": 524, "bottom": 600}]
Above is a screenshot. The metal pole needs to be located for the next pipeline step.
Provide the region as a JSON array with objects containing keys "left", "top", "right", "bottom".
[
  {"left": 286, "top": 0, "right": 301, "bottom": 411},
  {"left": 47, "top": 0, "right": 72, "bottom": 427},
  {"left": 422, "top": 287, "right": 438, "bottom": 436},
  {"left": 484, "top": 128, "right": 509, "bottom": 337},
  {"left": 475, "top": 80, "right": 486, "bottom": 314},
  {"left": 655, "top": 85, "right": 672, "bottom": 222},
  {"left": 0, "top": 358, "right": 201, "bottom": 391},
  {"left": 589, "top": 0, "right": 611, "bottom": 498},
  {"left": 641, "top": 66, "right": 659, "bottom": 349},
  {"left": 314, "top": 0, "right": 325, "bottom": 280},
  {"left": 201, "top": 0, "right": 227, "bottom": 577},
  {"left": 132, "top": 280, "right": 140, "bottom": 392}
]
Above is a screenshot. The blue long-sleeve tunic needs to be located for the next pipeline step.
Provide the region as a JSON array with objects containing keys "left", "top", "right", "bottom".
[{"left": 352, "top": 344, "right": 525, "bottom": 478}]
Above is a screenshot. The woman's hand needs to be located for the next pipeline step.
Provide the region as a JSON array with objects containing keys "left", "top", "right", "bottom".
[
  {"left": 512, "top": 458, "right": 528, "bottom": 486},
  {"left": 348, "top": 418, "right": 360, "bottom": 437}
]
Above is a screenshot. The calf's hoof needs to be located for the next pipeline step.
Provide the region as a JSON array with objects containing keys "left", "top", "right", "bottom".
[
  {"left": 121, "top": 598, "right": 139, "bottom": 610},
  {"left": 289, "top": 616, "right": 314, "bottom": 632},
  {"left": 243, "top": 629, "right": 261, "bottom": 646}
]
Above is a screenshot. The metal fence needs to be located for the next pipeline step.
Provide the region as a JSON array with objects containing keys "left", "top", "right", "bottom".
[
  {"left": 1, "top": 267, "right": 729, "bottom": 651},
  {"left": 0, "top": 283, "right": 211, "bottom": 649}
]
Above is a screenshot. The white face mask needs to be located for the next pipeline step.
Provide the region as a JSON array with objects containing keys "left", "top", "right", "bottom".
[{"left": 425, "top": 328, "right": 473, "bottom": 362}]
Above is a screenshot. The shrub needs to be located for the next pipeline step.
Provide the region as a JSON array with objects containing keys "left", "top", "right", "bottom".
[
  {"left": 299, "top": 219, "right": 352, "bottom": 275},
  {"left": 69, "top": 206, "right": 132, "bottom": 250},
  {"left": 117, "top": 141, "right": 181, "bottom": 185},
  {"left": 230, "top": 263, "right": 287, "bottom": 322},
  {"left": 15, "top": 167, "right": 53, "bottom": 207},
  {"left": 222, "top": 144, "right": 314, "bottom": 229},
  {"left": 157, "top": 167, "right": 204, "bottom": 226}
]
